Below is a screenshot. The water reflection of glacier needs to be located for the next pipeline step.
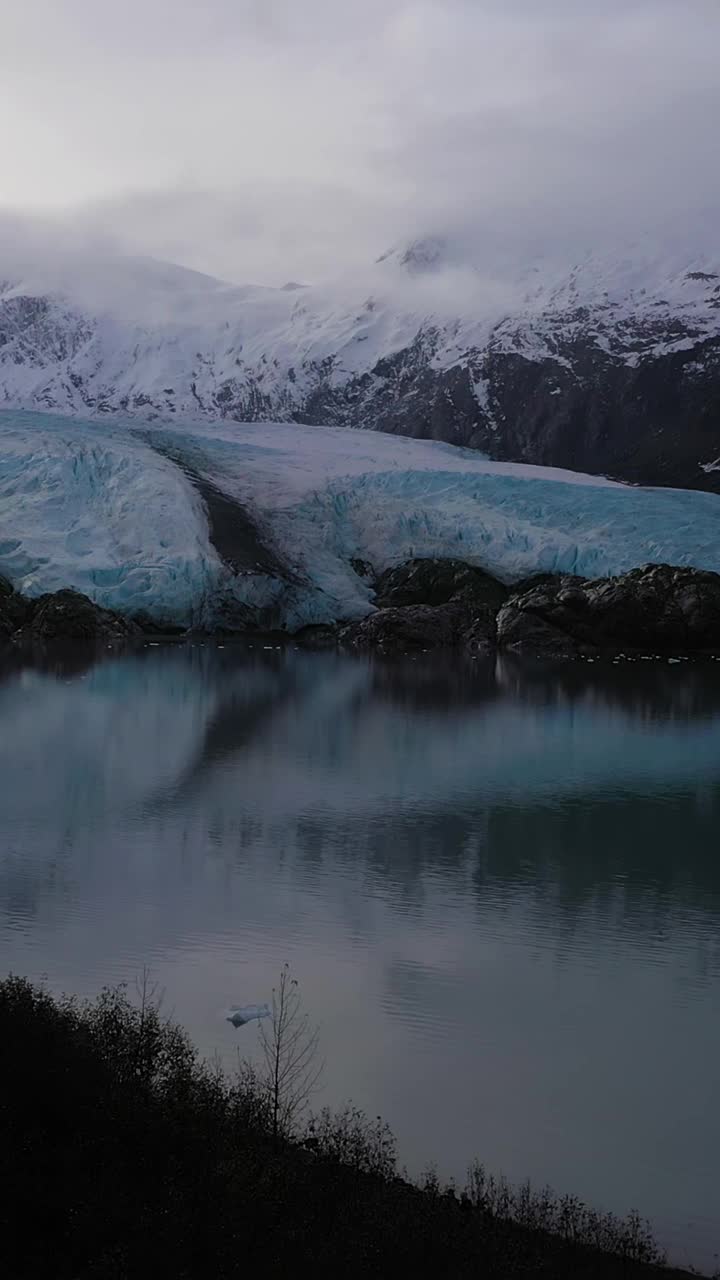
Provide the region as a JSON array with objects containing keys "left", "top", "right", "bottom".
[
  {"left": 2, "top": 647, "right": 720, "bottom": 1272},
  {"left": 3, "top": 650, "right": 720, "bottom": 829}
]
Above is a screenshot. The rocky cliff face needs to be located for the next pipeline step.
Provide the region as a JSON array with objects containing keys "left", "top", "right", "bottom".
[
  {"left": 1, "top": 244, "right": 719, "bottom": 491},
  {"left": 336, "top": 559, "right": 720, "bottom": 657}
]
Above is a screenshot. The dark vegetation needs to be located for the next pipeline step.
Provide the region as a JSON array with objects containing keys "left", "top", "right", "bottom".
[{"left": 0, "top": 974, "right": 694, "bottom": 1280}]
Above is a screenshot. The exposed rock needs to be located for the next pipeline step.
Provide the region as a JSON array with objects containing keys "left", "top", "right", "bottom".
[
  {"left": 6, "top": 555, "right": 720, "bottom": 659},
  {"left": 132, "top": 611, "right": 188, "bottom": 637},
  {"left": 293, "top": 624, "right": 339, "bottom": 649},
  {"left": 0, "top": 604, "right": 14, "bottom": 641},
  {"left": 340, "top": 558, "right": 508, "bottom": 654},
  {"left": 340, "top": 602, "right": 474, "bottom": 653},
  {"left": 462, "top": 615, "right": 498, "bottom": 656},
  {"left": 20, "top": 590, "right": 141, "bottom": 644},
  {"left": 2, "top": 576, "right": 143, "bottom": 644},
  {"left": 350, "top": 558, "right": 375, "bottom": 583},
  {"left": 149, "top": 446, "right": 292, "bottom": 582},
  {"left": 375, "top": 558, "right": 508, "bottom": 610},
  {"left": 497, "top": 564, "right": 720, "bottom": 656},
  {"left": 0, "top": 576, "right": 30, "bottom": 638},
  {"left": 207, "top": 595, "right": 260, "bottom": 635},
  {"left": 508, "top": 572, "right": 582, "bottom": 598}
]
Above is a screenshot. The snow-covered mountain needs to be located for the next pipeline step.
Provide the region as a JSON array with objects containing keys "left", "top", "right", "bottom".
[{"left": 1, "top": 237, "right": 719, "bottom": 490}]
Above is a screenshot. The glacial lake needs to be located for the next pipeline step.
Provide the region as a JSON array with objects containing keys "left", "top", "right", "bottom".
[{"left": 1, "top": 643, "right": 719, "bottom": 1272}]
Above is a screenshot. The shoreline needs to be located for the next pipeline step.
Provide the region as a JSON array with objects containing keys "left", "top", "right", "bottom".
[
  {"left": 1, "top": 976, "right": 701, "bottom": 1280},
  {"left": 5, "top": 556, "right": 720, "bottom": 662}
]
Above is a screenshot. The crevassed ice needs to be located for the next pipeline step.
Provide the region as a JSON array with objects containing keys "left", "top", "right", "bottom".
[
  {"left": 0, "top": 415, "right": 226, "bottom": 625},
  {"left": 2, "top": 411, "right": 720, "bottom": 628}
]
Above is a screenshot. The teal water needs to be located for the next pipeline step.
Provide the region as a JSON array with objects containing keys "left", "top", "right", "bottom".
[{"left": 1, "top": 644, "right": 719, "bottom": 1271}]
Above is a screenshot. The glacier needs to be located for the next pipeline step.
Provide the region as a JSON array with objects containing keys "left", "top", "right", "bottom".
[
  {"left": 2, "top": 409, "right": 720, "bottom": 630},
  {"left": 0, "top": 415, "right": 227, "bottom": 626}
]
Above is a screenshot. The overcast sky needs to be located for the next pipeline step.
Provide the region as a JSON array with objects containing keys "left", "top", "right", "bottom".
[{"left": 1, "top": 0, "right": 718, "bottom": 284}]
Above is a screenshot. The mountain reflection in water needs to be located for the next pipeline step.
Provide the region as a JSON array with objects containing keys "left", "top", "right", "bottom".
[{"left": 1, "top": 644, "right": 719, "bottom": 1271}]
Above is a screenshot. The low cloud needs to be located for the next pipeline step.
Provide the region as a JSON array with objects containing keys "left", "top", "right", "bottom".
[{"left": 1, "top": 1, "right": 718, "bottom": 284}]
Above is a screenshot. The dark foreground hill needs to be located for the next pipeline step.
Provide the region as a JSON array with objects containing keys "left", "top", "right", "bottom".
[{"left": 0, "top": 976, "right": 697, "bottom": 1280}]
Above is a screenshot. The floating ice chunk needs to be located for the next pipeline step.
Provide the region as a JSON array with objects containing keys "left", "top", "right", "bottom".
[{"left": 225, "top": 1003, "right": 271, "bottom": 1029}]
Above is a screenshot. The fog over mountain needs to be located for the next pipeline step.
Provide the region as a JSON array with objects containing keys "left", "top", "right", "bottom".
[
  {"left": 2, "top": 1, "right": 719, "bottom": 284},
  {"left": 1, "top": 2, "right": 719, "bottom": 491}
]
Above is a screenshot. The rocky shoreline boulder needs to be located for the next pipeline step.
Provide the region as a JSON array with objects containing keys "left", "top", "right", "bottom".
[
  {"left": 374, "top": 558, "right": 508, "bottom": 611},
  {"left": 339, "top": 602, "right": 471, "bottom": 653},
  {"left": 1, "top": 579, "right": 142, "bottom": 646},
  {"left": 496, "top": 564, "right": 720, "bottom": 657},
  {"left": 4, "top": 559, "right": 720, "bottom": 657},
  {"left": 339, "top": 559, "right": 720, "bottom": 658},
  {"left": 340, "top": 558, "right": 508, "bottom": 654},
  {"left": 0, "top": 576, "right": 30, "bottom": 638},
  {"left": 21, "top": 590, "right": 141, "bottom": 643},
  {"left": 293, "top": 624, "right": 340, "bottom": 650}
]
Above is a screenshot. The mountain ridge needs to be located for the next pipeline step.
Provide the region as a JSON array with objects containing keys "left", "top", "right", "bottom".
[{"left": 1, "top": 239, "right": 719, "bottom": 490}]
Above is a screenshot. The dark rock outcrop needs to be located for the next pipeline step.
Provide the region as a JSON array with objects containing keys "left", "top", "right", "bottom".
[
  {"left": 5, "top": 557, "right": 720, "bottom": 658},
  {"left": 3, "top": 577, "right": 143, "bottom": 645},
  {"left": 342, "top": 561, "right": 720, "bottom": 657},
  {"left": 0, "top": 604, "right": 11, "bottom": 642},
  {"left": 462, "top": 613, "right": 499, "bottom": 656},
  {"left": 349, "top": 558, "right": 375, "bottom": 583},
  {"left": 19, "top": 590, "right": 141, "bottom": 644},
  {"left": 0, "top": 576, "right": 30, "bottom": 638},
  {"left": 374, "top": 558, "right": 508, "bottom": 610},
  {"left": 340, "top": 558, "right": 507, "bottom": 653},
  {"left": 497, "top": 564, "right": 720, "bottom": 656},
  {"left": 294, "top": 624, "right": 340, "bottom": 649},
  {"left": 464, "top": 339, "right": 720, "bottom": 493},
  {"left": 340, "top": 603, "right": 472, "bottom": 653},
  {"left": 132, "top": 611, "right": 188, "bottom": 637},
  {"left": 283, "top": 327, "right": 720, "bottom": 493}
]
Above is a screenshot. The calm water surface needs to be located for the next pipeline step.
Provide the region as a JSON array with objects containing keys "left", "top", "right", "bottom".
[{"left": 1, "top": 644, "right": 719, "bottom": 1271}]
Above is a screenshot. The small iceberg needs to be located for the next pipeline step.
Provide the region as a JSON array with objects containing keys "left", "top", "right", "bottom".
[{"left": 225, "top": 1003, "right": 271, "bottom": 1029}]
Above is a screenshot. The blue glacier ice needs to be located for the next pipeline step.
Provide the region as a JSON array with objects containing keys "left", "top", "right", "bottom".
[
  {"left": 1, "top": 410, "right": 720, "bottom": 628},
  {"left": 0, "top": 413, "right": 228, "bottom": 625}
]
